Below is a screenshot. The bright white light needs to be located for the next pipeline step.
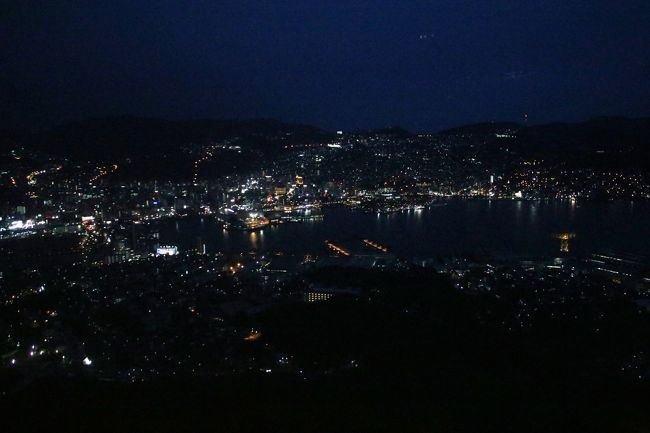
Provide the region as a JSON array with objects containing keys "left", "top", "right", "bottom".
[
  {"left": 9, "top": 220, "right": 23, "bottom": 230},
  {"left": 83, "top": 357, "right": 92, "bottom": 366},
  {"left": 156, "top": 246, "right": 178, "bottom": 256}
]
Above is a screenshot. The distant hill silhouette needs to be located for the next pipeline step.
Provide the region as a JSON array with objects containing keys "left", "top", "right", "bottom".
[
  {"left": 440, "top": 117, "right": 650, "bottom": 150},
  {"left": 3, "top": 115, "right": 650, "bottom": 167},
  {"left": 438, "top": 121, "right": 522, "bottom": 136},
  {"left": 440, "top": 117, "right": 650, "bottom": 168},
  {"left": 2, "top": 116, "right": 330, "bottom": 159},
  {"left": 517, "top": 117, "right": 650, "bottom": 152},
  {"left": 357, "top": 126, "right": 413, "bottom": 138}
]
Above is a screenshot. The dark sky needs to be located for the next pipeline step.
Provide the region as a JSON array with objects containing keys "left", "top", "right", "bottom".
[{"left": 2, "top": 0, "right": 650, "bottom": 132}]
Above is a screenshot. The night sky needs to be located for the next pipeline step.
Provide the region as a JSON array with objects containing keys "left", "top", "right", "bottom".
[{"left": 3, "top": 0, "right": 650, "bottom": 132}]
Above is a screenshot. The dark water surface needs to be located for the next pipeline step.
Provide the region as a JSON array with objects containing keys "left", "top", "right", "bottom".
[{"left": 159, "top": 200, "right": 650, "bottom": 258}]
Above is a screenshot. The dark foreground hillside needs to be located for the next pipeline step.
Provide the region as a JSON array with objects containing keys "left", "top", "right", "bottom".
[
  {"left": 4, "top": 372, "right": 650, "bottom": 433},
  {"left": 3, "top": 267, "right": 650, "bottom": 432}
]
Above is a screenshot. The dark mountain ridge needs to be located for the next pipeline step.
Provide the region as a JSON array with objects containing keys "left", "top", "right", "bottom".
[
  {"left": 441, "top": 117, "right": 650, "bottom": 169},
  {"left": 1, "top": 116, "right": 330, "bottom": 159},
  {"left": 438, "top": 121, "right": 522, "bottom": 136},
  {"left": 355, "top": 126, "right": 413, "bottom": 138},
  {"left": 3, "top": 115, "right": 650, "bottom": 163},
  {"left": 441, "top": 116, "right": 650, "bottom": 151}
]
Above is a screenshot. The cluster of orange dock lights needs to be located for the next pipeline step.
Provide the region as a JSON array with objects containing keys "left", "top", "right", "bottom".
[
  {"left": 324, "top": 240, "right": 351, "bottom": 256},
  {"left": 362, "top": 239, "right": 389, "bottom": 252},
  {"left": 325, "top": 239, "right": 389, "bottom": 256}
]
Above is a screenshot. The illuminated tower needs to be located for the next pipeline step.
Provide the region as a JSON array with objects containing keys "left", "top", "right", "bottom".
[{"left": 554, "top": 233, "right": 576, "bottom": 253}]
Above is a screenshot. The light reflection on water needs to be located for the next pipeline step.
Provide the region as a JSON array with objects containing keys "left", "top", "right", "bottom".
[{"left": 158, "top": 200, "right": 650, "bottom": 258}]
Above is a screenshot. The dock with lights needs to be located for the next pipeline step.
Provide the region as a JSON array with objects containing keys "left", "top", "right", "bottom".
[
  {"left": 325, "top": 240, "right": 351, "bottom": 256},
  {"left": 362, "top": 239, "right": 389, "bottom": 253}
]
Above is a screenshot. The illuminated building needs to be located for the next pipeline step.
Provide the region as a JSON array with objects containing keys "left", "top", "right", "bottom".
[
  {"left": 105, "top": 251, "right": 129, "bottom": 265},
  {"left": 243, "top": 212, "right": 270, "bottom": 230},
  {"left": 305, "top": 291, "right": 334, "bottom": 303},
  {"left": 156, "top": 245, "right": 178, "bottom": 256},
  {"left": 295, "top": 175, "right": 304, "bottom": 186},
  {"left": 8, "top": 219, "right": 35, "bottom": 230},
  {"left": 9, "top": 220, "right": 25, "bottom": 230},
  {"left": 304, "top": 287, "right": 361, "bottom": 303}
]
